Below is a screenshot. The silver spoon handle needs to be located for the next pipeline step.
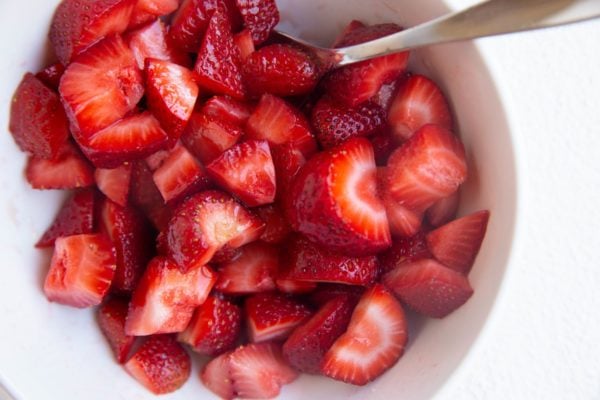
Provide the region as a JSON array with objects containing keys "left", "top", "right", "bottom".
[{"left": 337, "top": 0, "right": 600, "bottom": 65}]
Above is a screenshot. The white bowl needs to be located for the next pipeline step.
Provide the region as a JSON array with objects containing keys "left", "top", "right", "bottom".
[{"left": 0, "top": 0, "right": 517, "bottom": 398}]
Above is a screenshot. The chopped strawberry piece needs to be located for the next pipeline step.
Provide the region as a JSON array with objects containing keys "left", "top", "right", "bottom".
[
  {"left": 145, "top": 148, "right": 172, "bottom": 171},
  {"left": 35, "top": 63, "right": 66, "bottom": 92},
  {"left": 331, "top": 20, "right": 366, "bottom": 48},
  {"left": 49, "top": 0, "right": 136, "bottom": 64},
  {"left": 9, "top": 73, "right": 69, "bottom": 159},
  {"left": 286, "top": 138, "right": 391, "bottom": 256},
  {"left": 283, "top": 295, "right": 355, "bottom": 374},
  {"left": 321, "top": 284, "right": 408, "bottom": 385},
  {"left": 378, "top": 231, "right": 431, "bottom": 274},
  {"left": 124, "top": 334, "right": 191, "bottom": 394},
  {"left": 200, "top": 95, "right": 253, "bottom": 126},
  {"left": 95, "top": 163, "right": 132, "bottom": 207},
  {"left": 245, "top": 292, "right": 312, "bottom": 343},
  {"left": 255, "top": 204, "right": 292, "bottom": 244},
  {"left": 308, "top": 283, "right": 365, "bottom": 307},
  {"left": 311, "top": 96, "right": 386, "bottom": 149},
  {"left": 207, "top": 140, "right": 276, "bottom": 207},
  {"left": 275, "top": 279, "right": 317, "bottom": 294},
  {"left": 200, "top": 352, "right": 235, "bottom": 399},
  {"left": 212, "top": 246, "right": 243, "bottom": 264},
  {"left": 235, "top": 0, "right": 279, "bottom": 44},
  {"left": 125, "top": 256, "right": 216, "bottom": 335},
  {"left": 182, "top": 113, "right": 244, "bottom": 165},
  {"left": 97, "top": 297, "right": 136, "bottom": 363},
  {"left": 215, "top": 242, "right": 278, "bottom": 295},
  {"left": 382, "top": 258, "right": 473, "bottom": 318},
  {"left": 166, "top": 190, "right": 265, "bottom": 270},
  {"left": 370, "top": 128, "right": 399, "bottom": 165},
  {"left": 271, "top": 144, "right": 307, "bottom": 199},
  {"left": 426, "top": 191, "right": 460, "bottom": 227},
  {"left": 383, "top": 194, "right": 424, "bottom": 237},
  {"left": 44, "top": 234, "right": 117, "bottom": 308},
  {"left": 372, "top": 75, "right": 405, "bottom": 112},
  {"left": 388, "top": 74, "right": 453, "bottom": 141},
  {"left": 36, "top": 189, "right": 97, "bottom": 248},
  {"left": 130, "top": 161, "right": 172, "bottom": 230},
  {"left": 128, "top": 0, "right": 179, "bottom": 29},
  {"left": 234, "top": 29, "right": 255, "bottom": 60},
  {"left": 425, "top": 210, "right": 490, "bottom": 274},
  {"left": 126, "top": 19, "right": 190, "bottom": 70},
  {"left": 178, "top": 292, "right": 242, "bottom": 356}
]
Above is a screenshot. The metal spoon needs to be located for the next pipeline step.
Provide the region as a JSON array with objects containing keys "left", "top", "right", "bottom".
[{"left": 276, "top": 0, "right": 600, "bottom": 68}]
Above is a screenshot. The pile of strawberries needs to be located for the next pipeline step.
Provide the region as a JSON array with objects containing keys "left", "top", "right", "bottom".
[{"left": 8, "top": 0, "right": 490, "bottom": 398}]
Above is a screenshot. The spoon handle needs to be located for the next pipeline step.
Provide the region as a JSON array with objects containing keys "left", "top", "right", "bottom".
[{"left": 337, "top": 0, "right": 600, "bottom": 65}]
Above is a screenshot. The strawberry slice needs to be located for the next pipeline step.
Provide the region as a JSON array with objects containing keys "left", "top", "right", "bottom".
[
  {"left": 125, "top": 256, "right": 216, "bottom": 335},
  {"left": 124, "top": 334, "right": 191, "bottom": 394},
  {"left": 200, "top": 95, "right": 253, "bottom": 126},
  {"left": 308, "top": 283, "right": 365, "bottom": 307},
  {"left": 235, "top": 0, "right": 279, "bottom": 45},
  {"left": 311, "top": 96, "right": 386, "bottom": 149},
  {"left": 425, "top": 210, "right": 490, "bottom": 274},
  {"left": 97, "top": 296, "right": 136, "bottom": 363},
  {"left": 426, "top": 191, "right": 460, "bottom": 227},
  {"left": 128, "top": 0, "right": 179, "bottom": 29},
  {"left": 200, "top": 352, "right": 235, "bottom": 399},
  {"left": 215, "top": 241, "right": 278, "bottom": 294},
  {"left": 9, "top": 73, "right": 69, "bottom": 159},
  {"left": 178, "top": 292, "right": 242, "bottom": 356},
  {"left": 165, "top": 190, "right": 265, "bottom": 271},
  {"left": 36, "top": 188, "right": 97, "bottom": 248},
  {"left": 245, "top": 292, "right": 312, "bottom": 343},
  {"left": 382, "top": 258, "right": 474, "bottom": 318},
  {"left": 271, "top": 144, "right": 307, "bottom": 199},
  {"left": 283, "top": 295, "right": 355, "bottom": 374},
  {"left": 126, "top": 19, "right": 190, "bottom": 70},
  {"left": 286, "top": 137, "right": 391, "bottom": 256},
  {"left": 206, "top": 140, "right": 276, "bottom": 207},
  {"left": 255, "top": 204, "right": 292, "bottom": 244},
  {"left": 378, "top": 231, "right": 431, "bottom": 274},
  {"left": 388, "top": 74, "right": 453, "bottom": 141},
  {"left": 59, "top": 35, "right": 144, "bottom": 136},
  {"left": 275, "top": 279, "right": 317, "bottom": 295},
  {"left": 95, "top": 163, "right": 132, "bottom": 207},
  {"left": 383, "top": 194, "right": 424, "bottom": 237},
  {"left": 130, "top": 161, "right": 172, "bottom": 230},
  {"left": 182, "top": 113, "right": 244, "bottom": 165},
  {"left": 49, "top": 0, "right": 136, "bottom": 64},
  {"left": 331, "top": 20, "right": 366, "bottom": 48},
  {"left": 35, "top": 63, "right": 66, "bottom": 92},
  {"left": 234, "top": 29, "right": 255, "bottom": 60},
  {"left": 321, "top": 284, "right": 408, "bottom": 385},
  {"left": 44, "top": 234, "right": 117, "bottom": 308}
]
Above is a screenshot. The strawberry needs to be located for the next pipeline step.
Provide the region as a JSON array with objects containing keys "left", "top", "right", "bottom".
[
  {"left": 242, "top": 44, "right": 320, "bottom": 97},
  {"left": 212, "top": 246, "right": 243, "bottom": 264},
  {"left": 382, "top": 258, "right": 473, "bottom": 318},
  {"left": 234, "top": 29, "right": 255, "bottom": 60},
  {"left": 331, "top": 20, "right": 366, "bottom": 48},
  {"left": 178, "top": 292, "right": 242, "bottom": 356},
  {"left": 235, "top": 0, "right": 279, "bottom": 45},
  {"left": 9, "top": 73, "right": 69, "bottom": 159},
  {"left": 388, "top": 74, "right": 453, "bottom": 141},
  {"left": 372, "top": 75, "right": 405, "bottom": 112},
  {"left": 254, "top": 204, "right": 292, "bottom": 244},
  {"left": 49, "top": 0, "right": 136, "bottom": 64},
  {"left": 321, "top": 284, "right": 408, "bottom": 385},
  {"left": 275, "top": 279, "right": 317, "bottom": 295},
  {"left": 95, "top": 163, "right": 132, "bottom": 207},
  {"left": 165, "top": 190, "right": 265, "bottom": 271},
  {"left": 271, "top": 144, "right": 307, "bottom": 199},
  {"left": 426, "top": 191, "right": 460, "bottom": 227},
  {"left": 308, "top": 283, "right": 365, "bottom": 307},
  {"left": 59, "top": 35, "right": 144, "bottom": 136},
  {"left": 333, "top": 23, "right": 401, "bottom": 48},
  {"left": 200, "top": 352, "right": 235, "bottom": 399},
  {"left": 286, "top": 138, "right": 391, "bottom": 256},
  {"left": 97, "top": 296, "right": 136, "bottom": 363},
  {"left": 206, "top": 140, "right": 276, "bottom": 207},
  {"left": 383, "top": 194, "right": 424, "bottom": 237},
  {"left": 128, "top": 0, "right": 179, "bottom": 29},
  {"left": 181, "top": 113, "right": 244, "bottom": 165},
  {"left": 425, "top": 210, "right": 490, "bottom": 274},
  {"left": 200, "top": 95, "right": 253, "bottom": 126},
  {"left": 124, "top": 334, "right": 191, "bottom": 394},
  {"left": 35, "top": 63, "right": 66, "bottom": 92},
  {"left": 43, "top": 234, "right": 117, "bottom": 308},
  {"left": 36, "top": 188, "right": 97, "bottom": 248},
  {"left": 311, "top": 96, "right": 386, "bottom": 149},
  {"left": 378, "top": 231, "right": 431, "bottom": 274},
  {"left": 126, "top": 19, "right": 190, "bottom": 70},
  {"left": 125, "top": 256, "right": 216, "bottom": 335},
  {"left": 245, "top": 292, "right": 312, "bottom": 343},
  {"left": 130, "top": 161, "right": 172, "bottom": 230},
  {"left": 283, "top": 295, "right": 355, "bottom": 374},
  {"left": 246, "top": 94, "right": 317, "bottom": 157},
  {"left": 215, "top": 241, "right": 278, "bottom": 294},
  {"left": 370, "top": 128, "right": 399, "bottom": 165},
  {"left": 145, "top": 148, "right": 172, "bottom": 171}
]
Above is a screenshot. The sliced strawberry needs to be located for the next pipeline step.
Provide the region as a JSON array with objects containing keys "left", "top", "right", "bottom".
[
  {"left": 97, "top": 296, "right": 136, "bottom": 363},
  {"left": 321, "top": 284, "right": 408, "bottom": 385},
  {"left": 275, "top": 279, "right": 317, "bottom": 294},
  {"left": 95, "top": 163, "right": 132, "bottom": 207},
  {"left": 200, "top": 95, "right": 253, "bottom": 126},
  {"left": 286, "top": 138, "right": 391, "bottom": 256},
  {"left": 378, "top": 231, "right": 431, "bottom": 274},
  {"left": 271, "top": 144, "right": 307, "bottom": 199},
  {"left": 9, "top": 73, "right": 69, "bottom": 159},
  {"left": 200, "top": 352, "right": 235, "bottom": 399},
  {"left": 370, "top": 128, "right": 399, "bottom": 166},
  {"left": 207, "top": 140, "right": 276, "bottom": 207},
  {"left": 255, "top": 204, "right": 291, "bottom": 244},
  {"left": 128, "top": 0, "right": 179, "bottom": 29},
  {"left": 124, "top": 334, "right": 191, "bottom": 394},
  {"left": 234, "top": 29, "right": 255, "bottom": 60},
  {"left": 125, "top": 256, "right": 216, "bottom": 335},
  {"left": 181, "top": 113, "right": 244, "bottom": 165},
  {"left": 372, "top": 75, "right": 405, "bottom": 112},
  {"left": 311, "top": 96, "right": 386, "bottom": 149},
  {"left": 331, "top": 20, "right": 366, "bottom": 48},
  {"left": 215, "top": 242, "right": 278, "bottom": 294},
  {"left": 283, "top": 295, "right": 355, "bottom": 374},
  {"left": 426, "top": 191, "right": 460, "bottom": 227},
  {"left": 425, "top": 210, "right": 490, "bottom": 274},
  {"left": 235, "top": 0, "right": 279, "bottom": 45},
  {"left": 130, "top": 161, "right": 172, "bottom": 230},
  {"left": 49, "top": 0, "right": 136, "bottom": 64},
  {"left": 245, "top": 292, "right": 312, "bottom": 343},
  {"left": 145, "top": 148, "right": 172, "bottom": 171},
  {"left": 178, "top": 292, "right": 242, "bottom": 356},
  {"left": 242, "top": 44, "right": 320, "bottom": 97},
  {"left": 212, "top": 246, "right": 243, "bottom": 264},
  {"left": 35, "top": 62, "right": 66, "bottom": 92},
  {"left": 382, "top": 258, "right": 473, "bottom": 318},
  {"left": 36, "top": 189, "right": 97, "bottom": 248},
  {"left": 126, "top": 19, "right": 190, "bottom": 70},
  {"left": 59, "top": 35, "right": 144, "bottom": 136},
  {"left": 165, "top": 190, "right": 265, "bottom": 270},
  {"left": 44, "top": 234, "right": 117, "bottom": 308},
  {"left": 246, "top": 94, "right": 317, "bottom": 156},
  {"left": 383, "top": 194, "right": 424, "bottom": 237},
  {"left": 308, "top": 283, "right": 365, "bottom": 307},
  {"left": 388, "top": 74, "right": 453, "bottom": 141}
]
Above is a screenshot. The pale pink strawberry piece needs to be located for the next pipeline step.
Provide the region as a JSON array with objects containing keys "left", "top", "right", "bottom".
[
  {"left": 378, "top": 231, "right": 431, "bottom": 274},
  {"left": 254, "top": 204, "right": 292, "bottom": 244},
  {"left": 128, "top": 0, "right": 179, "bottom": 29},
  {"left": 97, "top": 296, "right": 136, "bottom": 363},
  {"left": 95, "top": 163, "right": 132, "bottom": 207},
  {"left": 234, "top": 29, "right": 255, "bottom": 60},
  {"left": 126, "top": 19, "right": 190, "bottom": 70},
  {"left": 275, "top": 279, "right": 317, "bottom": 295},
  {"left": 130, "top": 160, "right": 172, "bottom": 230},
  {"left": 383, "top": 194, "right": 424, "bottom": 237},
  {"left": 44, "top": 234, "right": 117, "bottom": 308},
  {"left": 200, "top": 352, "right": 235, "bottom": 399},
  {"left": 35, "top": 62, "right": 65, "bottom": 92},
  {"left": 235, "top": 0, "right": 279, "bottom": 44},
  {"left": 426, "top": 191, "right": 460, "bottom": 227},
  {"left": 200, "top": 95, "right": 253, "bottom": 126},
  {"left": 331, "top": 20, "right": 366, "bottom": 48}
]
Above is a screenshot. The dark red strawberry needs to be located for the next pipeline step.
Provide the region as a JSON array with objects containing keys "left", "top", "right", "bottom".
[
  {"left": 126, "top": 19, "right": 190, "bottom": 70},
  {"left": 370, "top": 128, "right": 399, "bottom": 165},
  {"left": 130, "top": 161, "right": 172, "bottom": 230},
  {"left": 426, "top": 191, "right": 460, "bottom": 227},
  {"left": 235, "top": 0, "right": 279, "bottom": 44},
  {"left": 254, "top": 204, "right": 291, "bottom": 244},
  {"left": 124, "top": 334, "right": 191, "bottom": 394},
  {"left": 271, "top": 144, "right": 307, "bottom": 199},
  {"left": 234, "top": 29, "right": 255, "bottom": 60},
  {"left": 382, "top": 194, "right": 424, "bottom": 237},
  {"left": 331, "top": 20, "right": 366, "bottom": 48},
  {"left": 200, "top": 352, "right": 235, "bottom": 399},
  {"left": 200, "top": 95, "right": 253, "bottom": 126},
  {"left": 44, "top": 234, "right": 117, "bottom": 308},
  {"left": 97, "top": 296, "right": 136, "bottom": 363},
  {"left": 378, "top": 231, "right": 431, "bottom": 274},
  {"left": 128, "top": 0, "right": 179, "bottom": 29},
  {"left": 95, "top": 163, "right": 132, "bottom": 207},
  {"left": 308, "top": 283, "right": 365, "bottom": 307},
  {"left": 275, "top": 279, "right": 317, "bottom": 295},
  {"left": 9, "top": 73, "right": 69, "bottom": 159},
  {"left": 181, "top": 113, "right": 244, "bottom": 165},
  {"left": 35, "top": 63, "right": 66, "bottom": 92},
  {"left": 334, "top": 23, "right": 401, "bottom": 48},
  {"left": 321, "top": 284, "right": 408, "bottom": 385},
  {"left": 426, "top": 210, "right": 490, "bottom": 274},
  {"left": 216, "top": 242, "right": 278, "bottom": 294},
  {"left": 212, "top": 246, "right": 243, "bottom": 264}
]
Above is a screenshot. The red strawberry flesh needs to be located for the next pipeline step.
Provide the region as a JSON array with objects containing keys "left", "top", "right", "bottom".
[
  {"left": 235, "top": 0, "right": 280, "bottom": 45},
  {"left": 97, "top": 296, "right": 136, "bottom": 363}
]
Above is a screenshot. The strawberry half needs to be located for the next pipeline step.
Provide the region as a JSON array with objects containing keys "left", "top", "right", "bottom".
[
  {"left": 321, "top": 284, "right": 408, "bottom": 385},
  {"left": 286, "top": 137, "right": 391, "bottom": 256},
  {"left": 126, "top": 19, "right": 190, "bottom": 70},
  {"left": 200, "top": 95, "right": 253, "bottom": 126},
  {"left": 44, "top": 234, "right": 117, "bottom": 308},
  {"left": 378, "top": 231, "right": 431, "bottom": 274},
  {"left": 182, "top": 113, "right": 244, "bottom": 165},
  {"left": 255, "top": 204, "right": 292, "bottom": 244},
  {"left": 35, "top": 63, "right": 66, "bottom": 92},
  {"left": 128, "top": 0, "right": 179, "bottom": 29},
  {"left": 235, "top": 0, "right": 279, "bottom": 45},
  {"left": 97, "top": 296, "right": 136, "bottom": 363},
  {"left": 200, "top": 352, "right": 235, "bottom": 399},
  {"left": 426, "top": 191, "right": 460, "bottom": 227},
  {"left": 95, "top": 163, "right": 132, "bottom": 207}
]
